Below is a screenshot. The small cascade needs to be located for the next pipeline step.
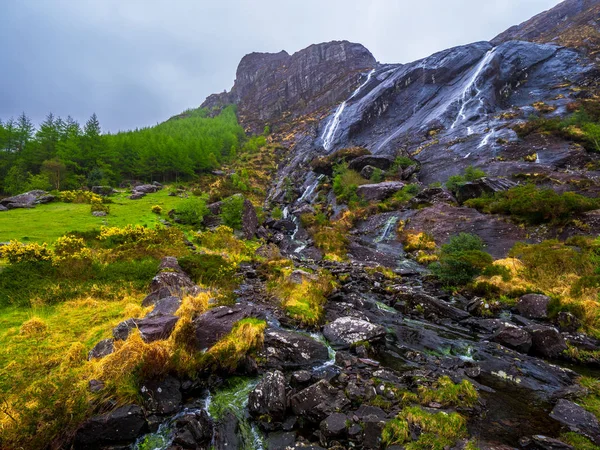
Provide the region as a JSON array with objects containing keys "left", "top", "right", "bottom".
[
  {"left": 322, "top": 69, "right": 376, "bottom": 151},
  {"left": 535, "top": 153, "right": 541, "bottom": 164},
  {"left": 132, "top": 408, "right": 203, "bottom": 450},
  {"left": 282, "top": 206, "right": 289, "bottom": 220},
  {"left": 375, "top": 216, "right": 398, "bottom": 243},
  {"left": 450, "top": 48, "right": 496, "bottom": 130},
  {"left": 478, "top": 128, "right": 495, "bottom": 148},
  {"left": 308, "top": 331, "right": 337, "bottom": 371},
  {"left": 297, "top": 174, "right": 324, "bottom": 204}
]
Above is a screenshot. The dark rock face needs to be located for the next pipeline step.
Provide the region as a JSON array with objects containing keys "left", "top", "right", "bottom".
[
  {"left": 526, "top": 325, "right": 568, "bottom": 358},
  {"left": 74, "top": 404, "right": 147, "bottom": 449},
  {"left": 144, "top": 257, "right": 202, "bottom": 306},
  {"left": 455, "top": 177, "right": 517, "bottom": 204},
  {"left": 557, "top": 311, "right": 582, "bottom": 333},
  {"left": 241, "top": 198, "right": 258, "bottom": 239},
  {"left": 171, "top": 410, "right": 214, "bottom": 449},
  {"left": 348, "top": 155, "right": 394, "bottom": 172},
  {"left": 322, "top": 317, "right": 386, "bottom": 349},
  {"left": 145, "top": 295, "right": 181, "bottom": 318},
  {"left": 0, "top": 190, "right": 54, "bottom": 209},
  {"left": 290, "top": 380, "right": 350, "bottom": 423},
  {"left": 408, "top": 187, "right": 456, "bottom": 208},
  {"left": 320, "top": 412, "right": 348, "bottom": 439},
  {"left": 136, "top": 315, "right": 179, "bottom": 343},
  {"left": 492, "top": 323, "right": 533, "bottom": 354},
  {"left": 518, "top": 294, "right": 552, "bottom": 320},
  {"left": 356, "top": 181, "right": 404, "bottom": 201},
  {"left": 87, "top": 338, "right": 114, "bottom": 360},
  {"left": 193, "top": 304, "right": 257, "bottom": 349},
  {"left": 140, "top": 376, "right": 182, "bottom": 415},
  {"left": 550, "top": 399, "right": 600, "bottom": 445},
  {"left": 113, "top": 318, "right": 137, "bottom": 341},
  {"left": 248, "top": 370, "right": 287, "bottom": 418},
  {"left": 395, "top": 286, "right": 470, "bottom": 321},
  {"left": 202, "top": 41, "right": 376, "bottom": 132},
  {"left": 259, "top": 329, "right": 330, "bottom": 370}
]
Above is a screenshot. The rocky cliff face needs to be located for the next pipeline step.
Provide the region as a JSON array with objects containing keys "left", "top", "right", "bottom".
[
  {"left": 201, "top": 41, "right": 376, "bottom": 133},
  {"left": 492, "top": 0, "right": 600, "bottom": 51}
]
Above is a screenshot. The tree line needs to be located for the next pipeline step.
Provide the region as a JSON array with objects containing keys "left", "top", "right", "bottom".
[{"left": 0, "top": 106, "right": 245, "bottom": 195}]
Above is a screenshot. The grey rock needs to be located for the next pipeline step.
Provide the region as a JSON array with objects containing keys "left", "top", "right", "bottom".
[
  {"left": 88, "top": 338, "right": 114, "bottom": 360},
  {"left": 91, "top": 211, "right": 107, "bottom": 217},
  {"left": 259, "top": 329, "right": 330, "bottom": 370},
  {"left": 550, "top": 399, "right": 600, "bottom": 445},
  {"left": 140, "top": 376, "right": 182, "bottom": 415},
  {"left": 357, "top": 181, "right": 405, "bottom": 202},
  {"left": 248, "top": 370, "right": 287, "bottom": 418},
  {"left": 492, "top": 323, "right": 532, "bottom": 354},
  {"left": 129, "top": 192, "right": 146, "bottom": 200},
  {"left": 172, "top": 410, "right": 213, "bottom": 449},
  {"left": 194, "top": 303, "right": 257, "bottom": 349},
  {"left": 455, "top": 177, "right": 517, "bottom": 204},
  {"left": 360, "top": 165, "right": 377, "bottom": 179},
  {"left": 323, "top": 317, "right": 386, "bottom": 349},
  {"left": 348, "top": 155, "right": 394, "bottom": 172},
  {"left": 74, "top": 404, "right": 147, "bottom": 449},
  {"left": 409, "top": 187, "right": 456, "bottom": 208},
  {"left": 518, "top": 294, "right": 551, "bottom": 319},
  {"left": 136, "top": 315, "right": 179, "bottom": 343},
  {"left": 146, "top": 296, "right": 181, "bottom": 318},
  {"left": 133, "top": 184, "right": 160, "bottom": 194},
  {"left": 320, "top": 412, "right": 348, "bottom": 439},
  {"left": 557, "top": 312, "right": 582, "bottom": 333},
  {"left": 290, "top": 380, "right": 350, "bottom": 423},
  {"left": 91, "top": 186, "right": 115, "bottom": 196},
  {"left": 526, "top": 324, "right": 568, "bottom": 358},
  {"left": 267, "top": 431, "right": 296, "bottom": 450},
  {"left": 113, "top": 318, "right": 137, "bottom": 341}
]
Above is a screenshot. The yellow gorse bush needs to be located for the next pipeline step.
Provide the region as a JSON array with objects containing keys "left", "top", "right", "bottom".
[
  {"left": 53, "top": 235, "right": 93, "bottom": 263},
  {"left": 59, "top": 190, "right": 103, "bottom": 204},
  {"left": 99, "top": 224, "right": 159, "bottom": 243},
  {"left": 0, "top": 240, "right": 53, "bottom": 264}
]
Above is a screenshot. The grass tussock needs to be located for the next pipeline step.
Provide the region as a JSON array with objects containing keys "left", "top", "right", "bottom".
[{"left": 418, "top": 376, "right": 479, "bottom": 408}]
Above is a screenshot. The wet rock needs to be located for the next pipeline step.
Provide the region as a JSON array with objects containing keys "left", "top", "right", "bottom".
[
  {"left": 248, "top": 370, "right": 287, "bottom": 418},
  {"left": 557, "top": 312, "right": 582, "bottom": 333},
  {"left": 91, "top": 186, "right": 115, "bottom": 196},
  {"left": 357, "top": 181, "right": 405, "bottom": 202},
  {"left": 526, "top": 325, "right": 568, "bottom": 359},
  {"left": 408, "top": 187, "right": 456, "bottom": 208},
  {"left": 290, "top": 380, "right": 350, "bottom": 422},
  {"left": 323, "top": 316, "right": 386, "bottom": 349},
  {"left": 74, "top": 404, "right": 147, "bottom": 449},
  {"left": 267, "top": 431, "right": 296, "bottom": 450},
  {"left": 518, "top": 294, "right": 551, "bottom": 320},
  {"left": 360, "top": 165, "right": 377, "bottom": 179},
  {"left": 113, "top": 318, "right": 137, "bottom": 341},
  {"left": 550, "top": 399, "right": 600, "bottom": 445},
  {"left": 292, "top": 370, "right": 313, "bottom": 386},
  {"left": 492, "top": 323, "right": 533, "bottom": 354},
  {"left": 320, "top": 412, "right": 348, "bottom": 439},
  {"left": 172, "top": 410, "right": 213, "bottom": 449},
  {"left": 348, "top": 155, "right": 394, "bottom": 172},
  {"left": 88, "top": 338, "right": 114, "bottom": 360},
  {"left": 136, "top": 315, "right": 179, "bottom": 343},
  {"left": 214, "top": 411, "right": 240, "bottom": 450},
  {"left": 524, "top": 435, "right": 574, "bottom": 450},
  {"left": 140, "top": 376, "right": 182, "bottom": 415},
  {"left": 267, "top": 219, "right": 297, "bottom": 233},
  {"left": 395, "top": 286, "right": 470, "bottom": 321},
  {"left": 362, "top": 416, "right": 386, "bottom": 449},
  {"left": 455, "top": 177, "right": 517, "bottom": 204},
  {"left": 194, "top": 304, "right": 257, "bottom": 349},
  {"left": 259, "top": 329, "right": 329, "bottom": 370}
]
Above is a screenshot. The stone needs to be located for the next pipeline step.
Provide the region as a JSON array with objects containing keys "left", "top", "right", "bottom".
[
  {"left": 320, "top": 413, "right": 348, "bottom": 439},
  {"left": 88, "top": 379, "right": 105, "bottom": 393},
  {"left": 74, "top": 404, "right": 147, "bottom": 449},
  {"left": 129, "top": 192, "right": 146, "bottom": 200},
  {"left": 136, "top": 315, "right": 179, "bottom": 343},
  {"left": 348, "top": 155, "right": 395, "bottom": 172},
  {"left": 492, "top": 323, "right": 532, "bottom": 354},
  {"left": 88, "top": 338, "right": 114, "bottom": 360},
  {"left": 360, "top": 165, "right": 377, "bottom": 179},
  {"left": 288, "top": 269, "right": 318, "bottom": 284},
  {"left": 259, "top": 329, "right": 330, "bottom": 370},
  {"left": 527, "top": 435, "right": 574, "bottom": 450},
  {"left": 526, "top": 325, "right": 568, "bottom": 358},
  {"left": 146, "top": 296, "right": 181, "bottom": 318},
  {"left": 171, "top": 410, "right": 213, "bottom": 449},
  {"left": 242, "top": 198, "right": 258, "bottom": 239},
  {"left": 557, "top": 312, "right": 582, "bottom": 333},
  {"left": 550, "top": 399, "right": 600, "bottom": 445},
  {"left": 194, "top": 303, "right": 257, "bottom": 349},
  {"left": 290, "top": 380, "right": 350, "bottom": 423},
  {"left": 113, "top": 318, "right": 137, "bottom": 341},
  {"left": 91, "top": 211, "right": 107, "bottom": 217},
  {"left": 356, "top": 181, "right": 405, "bottom": 202},
  {"left": 133, "top": 184, "right": 160, "bottom": 194},
  {"left": 0, "top": 190, "right": 53, "bottom": 209},
  {"left": 140, "top": 376, "right": 182, "bottom": 415},
  {"left": 248, "top": 370, "right": 287, "bottom": 418},
  {"left": 363, "top": 416, "right": 386, "bottom": 449},
  {"left": 408, "top": 187, "right": 456, "bottom": 208},
  {"left": 455, "top": 177, "right": 517, "bottom": 204},
  {"left": 395, "top": 286, "right": 470, "bottom": 321},
  {"left": 91, "top": 186, "right": 115, "bottom": 196},
  {"left": 214, "top": 411, "right": 240, "bottom": 450},
  {"left": 267, "top": 431, "right": 296, "bottom": 450},
  {"left": 517, "top": 294, "right": 551, "bottom": 319},
  {"left": 323, "top": 317, "right": 386, "bottom": 349},
  {"left": 0, "top": 205, "right": 7, "bottom": 212}
]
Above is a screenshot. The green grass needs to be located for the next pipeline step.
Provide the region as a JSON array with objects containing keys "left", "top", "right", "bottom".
[{"left": 0, "top": 189, "right": 189, "bottom": 244}]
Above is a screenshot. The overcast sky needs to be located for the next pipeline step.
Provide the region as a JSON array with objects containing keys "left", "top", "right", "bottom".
[{"left": 0, "top": 0, "right": 561, "bottom": 133}]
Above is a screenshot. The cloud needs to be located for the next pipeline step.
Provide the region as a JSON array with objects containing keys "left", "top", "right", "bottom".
[{"left": 0, "top": 0, "right": 561, "bottom": 132}]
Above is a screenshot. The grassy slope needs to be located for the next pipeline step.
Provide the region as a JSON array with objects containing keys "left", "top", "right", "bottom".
[{"left": 0, "top": 189, "right": 187, "bottom": 244}]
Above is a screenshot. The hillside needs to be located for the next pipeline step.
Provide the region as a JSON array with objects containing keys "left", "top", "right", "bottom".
[{"left": 3, "top": 2, "right": 600, "bottom": 450}]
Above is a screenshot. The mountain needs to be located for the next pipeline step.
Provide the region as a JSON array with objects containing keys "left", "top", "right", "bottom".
[{"left": 492, "top": 0, "right": 600, "bottom": 51}]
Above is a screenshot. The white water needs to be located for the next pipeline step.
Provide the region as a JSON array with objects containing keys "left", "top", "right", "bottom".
[
  {"left": 535, "top": 154, "right": 541, "bottom": 164},
  {"left": 375, "top": 216, "right": 398, "bottom": 243},
  {"left": 478, "top": 129, "right": 495, "bottom": 148},
  {"left": 297, "top": 174, "right": 324, "bottom": 204},
  {"left": 463, "top": 152, "right": 472, "bottom": 159},
  {"left": 450, "top": 48, "right": 496, "bottom": 130},
  {"left": 309, "top": 331, "right": 337, "bottom": 371},
  {"left": 322, "top": 69, "right": 376, "bottom": 151},
  {"left": 282, "top": 206, "right": 289, "bottom": 220}
]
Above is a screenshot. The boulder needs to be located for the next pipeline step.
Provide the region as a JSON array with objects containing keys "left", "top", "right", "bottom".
[
  {"left": 113, "top": 318, "right": 137, "bottom": 341},
  {"left": 320, "top": 412, "right": 348, "bottom": 439},
  {"left": 288, "top": 269, "right": 318, "bottom": 284},
  {"left": 492, "top": 323, "right": 532, "bottom": 354},
  {"left": 214, "top": 411, "right": 241, "bottom": 450},
  {"left": 74, "top": 404, "right": 147, "bottom": 449},
  {"left": 92, "top": 211, "right": 107, "bottom": 217},
  {"left": 88, "top": 338, "right": 114, "bottom": 360},
  {"left": 526, "top": 435, "right": 574, "bottom": 450},
  {"left": 136, "top": 315, "right": 179, "bottom": 343},
  {"left": 133, "top": 184, "right": 160, "bottom": 194},
  {"left": 395, "top": 286, "right": 470, "bottom": 321},
  {"left": 140, "top": 376, "right": 182, "bottom": 415},
  {"left": 0, "top": 205, "right": 7, "bottom": 212},
  {"left": 323, "top": 317, "right": 386, "bottom": 349},
  {"left": 526, "top": 325, "right": 568, "bottom": 358},
  {"left": 266, "top": 431, "right": 296, "bottom": 450},
  {"left": 248, "top": 370, "right": 287, "bottom": 418},
  {"left": 455, "top": 177, "right": 517, "bottom": 204},
  {"left": 0, "top": 190, "right": 53, "bottom": 209},
  {"left": 550, "top": 399, "right": 600, "bottom": 445},
  {"left": 242, "top": 198, "right": 258, "bottom": 239},
  {"left": 146, "top": 296, "right": 181, "bottom": 318},
  {"left": 267, "top": 219, "right": 297, "bottom": 233},
  {"left": 194, "top": 304, "right": 257, "bottom": 349},
  {"left": 172, "top": 410, "right": 214, "bottom": 449},
  {"left": 144, "top": 258, "right": 201, "bottom": 305},
  {"left": 360, "top": 165, "right": 377, "bottom": 179},
  {"left": 408, "top": 187, "right": 456, "bottom": 208},
  {"left": 357, "top": 182, "right": 405, "bottom": 202},
  {"left": 129, "top": 192, "right": 146, "bottom": 200},
  {"left": 259, "top": 329, "right": 330, "bottom": 370},
  {"left": 290, "top": 380, "right": 350, "bottom": 423},
  {"left": 91, "top": 186, "right": 115, "bottom": 196},
  {"left": 517, "top": 294, "right": 551, "bottom": 319},
  {"left": 557, "top": 312, "right": 582, "bottom": 333},
  {"left": 348, "top": 155, "right": 395, "bottom": 172}
]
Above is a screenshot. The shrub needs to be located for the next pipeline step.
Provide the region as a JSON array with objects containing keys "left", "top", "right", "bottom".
[
  {"left": 0, "top": 240, "right": 53, "bottom": 264},
  {"left": 90, "top": 200, "right": 110, "bottom": 215},
  {"left": 394, "top": 156, "right": 418, "bottom": 170},
  {"left": 465, "top": 184, "right": 600, "bottom": 225},
  {"left": 430, "top": 233, "right": 493, "bottom": 287},
  {"left": 178, "top": 253, "right": 238, "bottom": 288},
  {"left": 59, "top": 190, "right": 103, "bottom": 204},
  {"left": 151, "top": 205, "right": 162, "bottom": 214},
  {"left": 370, "top": 168, "right": 384, "bottom": 183},
  {"left": 446, "top": 166, "right": 486, "bottom": 192},
  {"left": 177, "top": 196, "right": 209, "bottom": 226},
  {"left": 272, "top": 206, "right": 283, "bottom": 220},
  {"left": 332, "top": 162, "right": 368, "bottom": 206},
  {"left": 220, "top": 195, "right": 245, "bottom": 230},
  {"left": 418, "top": 376, "right": 478, "bottom": 408}
]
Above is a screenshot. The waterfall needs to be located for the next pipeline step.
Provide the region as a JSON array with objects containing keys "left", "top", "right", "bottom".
[
  {"left": 297, "top": 174, "right": 324, "bottom": 204},
  {"left": 375, "top": 216, "right": 398, "bottom": 243},
  {"left": 450, "top": 48, "right": 496, "bottom": 130},
  {"left": 322, "top": 69, "right": 376, "bottom": 151},
  {"left": 478, "top": 129, "right": 495, "bottom": 148}
]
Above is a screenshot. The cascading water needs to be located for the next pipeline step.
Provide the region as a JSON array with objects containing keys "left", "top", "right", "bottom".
[
  {"left": 132, "top": 408, "right": 204, "bottom": 450},
  {"left": 297, "top": 174, "right": 324, "bottom": 204},
  {"left": 450, "top": 48, "right": 496, "bottom": 130},
  {"left": 321, "top": 69, "right": 376, "bottom": 151},
  {"left": 478, "top": 128, "right": 495, "bottom": 148},
  {"left": 375, "top": 216, "right": 399, "bottom": 243}
]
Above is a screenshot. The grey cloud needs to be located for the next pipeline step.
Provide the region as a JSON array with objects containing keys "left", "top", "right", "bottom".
[{"left": 0, "top": 0, "right": 561, "bottom": 132}]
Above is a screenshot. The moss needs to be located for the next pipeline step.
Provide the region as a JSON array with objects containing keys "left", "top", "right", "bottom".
[
  {"left": 561, "top": 432, "right": 600, "bottom": 450},
  {"left": 418, "top": 376, "right": 479, "bottom": 408}
]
